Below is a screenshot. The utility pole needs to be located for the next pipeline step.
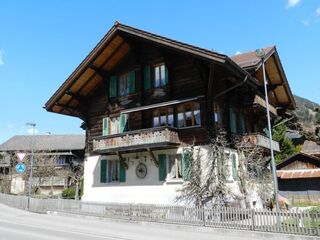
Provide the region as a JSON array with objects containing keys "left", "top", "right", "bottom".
[{"left": 255, "top": 49, "right": 280, "bottom": 212}]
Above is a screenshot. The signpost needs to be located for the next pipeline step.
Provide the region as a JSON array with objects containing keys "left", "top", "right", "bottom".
[
  {"left": 16, "top": 152, "right": 27, "bottom": 162},
  {"left": 15, "top": 163, "right": 26, "bottom": 174}
]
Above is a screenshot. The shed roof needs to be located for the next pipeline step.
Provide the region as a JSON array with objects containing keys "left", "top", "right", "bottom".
[{"left": 0, "top": 135, "right": 85, "bottom": 152}]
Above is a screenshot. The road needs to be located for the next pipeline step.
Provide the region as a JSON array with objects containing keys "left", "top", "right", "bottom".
[{"left": 0, "top": 203, "right": 312, "bottom": 240}]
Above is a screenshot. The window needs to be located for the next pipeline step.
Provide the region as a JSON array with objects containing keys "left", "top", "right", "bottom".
[
  {"left": 213, "top": 103, "right": 222, "bottom": 124},
  {"left": 110, "top": 117, "right": 120, "bottom": 134},
  {"left": 154, "top": 63, "right": 168, "bottom": 88},
  {"left": 167, "top": 155, "right": 182, "bottom": 179},
  {"left": 119, "top": 73, "right": 129, "bottom": 96},
  {"left": 153, "top": 108, "right": 174, "bottom": 127},
  {"left": 158, "top": 152, "right": 190, "bottom": 181},
  {"left": 101, "top": 160, "right": 119, "bottom": 183},
  {"left": 102, "top": 114, "right": 128, "bottom": 136},
  {"left": 57, "top": 156, "right": 66, "bottom": 165},
  {"left": 177, "top": 102, "right": 201, "bottom": 128},
  {"left": 229, "top": 108, "right": 245, "bottom": 134},
  {"left": 109, "top": 70, "right": 135, "bottom": 98},
  {"left": 107, "top": 160, "right": 119, "bottom": 182}
]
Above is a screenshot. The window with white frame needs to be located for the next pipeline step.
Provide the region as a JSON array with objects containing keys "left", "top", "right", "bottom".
[
  {"left": 107, "top": 160, "right": 119, "bottom": 182},
  {"left": 167, "top": 154, "right": 183, "bottom": 179},
  {"left": 119, "top": 73, "right": 130, "bottom": 96},
  {"left": 154, "top": 63, "right": 167, "bottom": 88}
]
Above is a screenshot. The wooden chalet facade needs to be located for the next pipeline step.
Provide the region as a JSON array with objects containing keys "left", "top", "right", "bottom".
[{"left": 45, "top": 22, "right": 295, "bottom": 204}]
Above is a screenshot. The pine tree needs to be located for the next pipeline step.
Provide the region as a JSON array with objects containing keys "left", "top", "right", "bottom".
[{"left": 272, "top": 118, "right": 297, "bottom": 164}]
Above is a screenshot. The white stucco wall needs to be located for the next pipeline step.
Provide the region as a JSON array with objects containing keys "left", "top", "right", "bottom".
[
  {"left": 82, "top": 146, "right": 264, "bottom": 207},
  {"left": 10, "top": 175, "right": 25, "bottom": 194},
  {"left": 82, "top": 149, "right": 184, "bottom": 204}
]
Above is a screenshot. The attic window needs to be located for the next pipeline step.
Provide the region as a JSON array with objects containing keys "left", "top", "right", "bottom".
[{"left": 153, "top": 63, "right": 168, "bottom": 88}]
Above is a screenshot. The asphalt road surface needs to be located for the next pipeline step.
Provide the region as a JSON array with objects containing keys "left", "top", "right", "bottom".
[{"left": 0, "top": 203, "right": 311, "bottom": 240}]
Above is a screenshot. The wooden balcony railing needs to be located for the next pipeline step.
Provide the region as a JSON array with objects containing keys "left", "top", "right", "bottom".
[
  {"left": 93, "top": 127, "right": 180, "bottom": 152},
  {"left": 242, "top": 133, "right": 280, "bottom": 152}
]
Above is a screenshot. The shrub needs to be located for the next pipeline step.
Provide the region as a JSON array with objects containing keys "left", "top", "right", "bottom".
[{"left": 62, "top": 187, "right": 76, "bottom": 199}]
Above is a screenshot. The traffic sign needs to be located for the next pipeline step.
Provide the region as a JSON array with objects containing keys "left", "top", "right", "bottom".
[
  {"left": 15, "top": 163, "right": 26, "bottom": 174},
  {"left": 16, "top": 152, "right": 27, "bottom": 162}
]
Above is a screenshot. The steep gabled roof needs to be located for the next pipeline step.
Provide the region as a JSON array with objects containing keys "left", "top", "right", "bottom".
[
  {"left": 0, "top": 135, "right": 85, "bottom": 152},
  {"left": 44, "top": 22, "right": 255, "bottom": 118},
  {"left": 231, "top": 46, "right": 274, "bottom": 69},
  {"left": 231, "top": 46, "right": 295, "bottom": 109},
  {"left": 276, "top": 152, "right": 320, "bottom": 170}
]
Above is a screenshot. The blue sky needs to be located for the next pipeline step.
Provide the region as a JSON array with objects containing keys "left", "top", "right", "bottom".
[{"left": 0, "top": 0, "right": 319, "bottom": 143}]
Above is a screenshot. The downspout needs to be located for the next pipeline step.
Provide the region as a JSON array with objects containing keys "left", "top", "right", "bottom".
[
  {"left": 213, "top": 74, "right": 249, "bottom": 139},
  {"left": 214, "top": 75, "right": 248, "bottom": 100}
]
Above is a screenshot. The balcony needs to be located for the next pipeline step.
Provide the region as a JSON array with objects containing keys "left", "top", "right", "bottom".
[
  {"left": 93, "top": 127, "right": 180, "bottom": 153},
  {"left": 242, "top": 133, "right": 280, "bottom": 152}
]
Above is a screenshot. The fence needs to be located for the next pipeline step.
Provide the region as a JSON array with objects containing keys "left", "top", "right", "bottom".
[{"left": 0, "top": 193, "right": 319, "bottom": 236}]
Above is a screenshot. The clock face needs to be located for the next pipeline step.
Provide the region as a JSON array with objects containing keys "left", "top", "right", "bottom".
[{"left": 135, "top": 163, "right": 147, "bottom": 179}]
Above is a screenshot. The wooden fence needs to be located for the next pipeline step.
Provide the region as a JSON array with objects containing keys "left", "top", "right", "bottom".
[{"left": 0, "top": 193, "right": 319, "bottom": 236}]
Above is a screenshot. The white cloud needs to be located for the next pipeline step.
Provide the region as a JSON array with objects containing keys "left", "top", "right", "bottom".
[
  {"left": 316, "top": 7, "right": 320, "bottom": 17},
  {"left": 0, "top": 50, "right": 3, "bottom": 65},
  {"left": 27, "top": 128, "right": 39, "bottom": 134},
  {"left": 235, "top": 51, "right": 242, "bottom": 55},
  {"left": 287, "top": 0, "right": 300, "bottom": 8},
  {"left": 7, "top": 124, "right": 14, "bottom": 129},
  {"left": 301, "top": 19, "right": 309, "bottom": 26}
]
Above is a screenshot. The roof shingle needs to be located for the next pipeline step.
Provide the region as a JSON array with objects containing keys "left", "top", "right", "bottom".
[{"left": 0, "top": 135, "right": 85, "bottom": 152}]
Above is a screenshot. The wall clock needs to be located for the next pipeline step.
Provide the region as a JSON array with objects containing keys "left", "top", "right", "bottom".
[{"left": 135, "top": 162, "right": 147, "bottom": 179}]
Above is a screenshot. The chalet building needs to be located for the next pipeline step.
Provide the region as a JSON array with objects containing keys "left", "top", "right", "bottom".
[
  {"left": 0, "top": 135, "right": 85, "bottom": 195},
  {"left": 45, "top": 22, "right": 295, "bottom": 205},
  {"left": 277, "top": 152, "right": 320, "bottom": 204}
]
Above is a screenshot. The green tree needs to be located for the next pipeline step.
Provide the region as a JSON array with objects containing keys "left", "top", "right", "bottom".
[{"left": 272, "top": 118, "right": 297, "bottom": 164}]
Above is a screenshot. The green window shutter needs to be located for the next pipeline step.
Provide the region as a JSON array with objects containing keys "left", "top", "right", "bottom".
[
  {"left": 128, "top": 70, "right": 136, "bottom": 94},
  {"left": 119, "top": 159, "right": 126, "bottom": 183},
  {"left": 119, "top": 113, "right": 128, "bottom": 133},
  {"left": 164, "top": 65, "right": 169, "bottom": 85},
  {"left": 231, "top": 153, "right": 238, "bottom": 180},
  {"left": 158, "top": 154, "right": 167, "bottom": 181},
  {"left": 102, "top": 117, "right": 109, "bottom": 136},
  {"left": 238, "top": 112, "right": 245, "bottom": 134},
  {"left": 144, "top": 65, "right": 151, "bottom": 90},
  {"left": 100, "top": 160, "right": 107, "bottom": 183},
  {"left": 109, "top": 76, "right": 117, "bottom": 98},
  {"left": 182, "top": 150, "right": 192, "bottom": 181},
  {"left": 229, "top": 108, "right": 236, "bottom": 134}
]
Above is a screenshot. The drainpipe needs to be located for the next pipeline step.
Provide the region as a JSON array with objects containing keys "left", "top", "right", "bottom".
[{"left": 214, "top": 75, "right": 248, "bottom": 100}]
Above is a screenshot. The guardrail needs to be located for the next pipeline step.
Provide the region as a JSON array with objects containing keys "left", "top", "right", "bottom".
[{"left": 0, "top": 193, "right": 319, "bottom": 236}]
